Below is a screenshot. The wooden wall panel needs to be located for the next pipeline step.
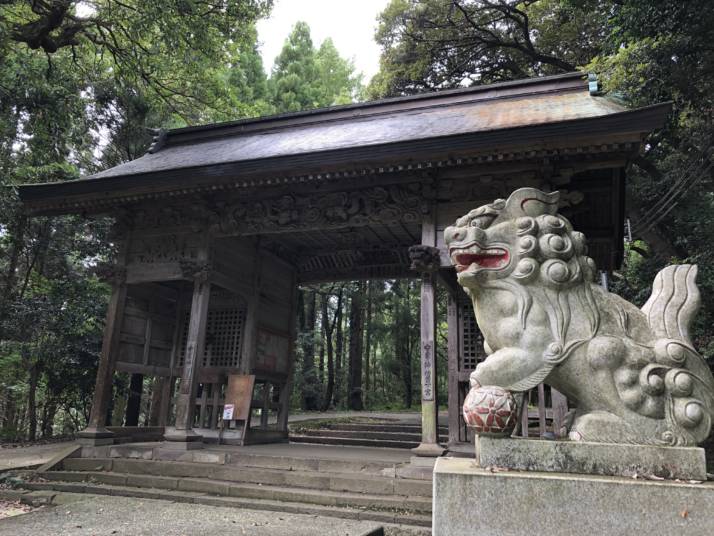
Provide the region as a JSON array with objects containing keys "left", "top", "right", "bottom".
[
  {"left": 254, "top": 251, "right": 295, "bottom": 377},
  {"left": 116, "top": 284, "right": 179, "bottom": 375}
]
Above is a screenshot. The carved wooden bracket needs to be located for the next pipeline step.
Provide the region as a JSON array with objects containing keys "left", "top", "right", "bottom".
[
  {"left": 409, "top": 245, "right": 441, "bottom": 274},
  {"left": 179, "top": 259, "right": 212, "bottom": 283}
]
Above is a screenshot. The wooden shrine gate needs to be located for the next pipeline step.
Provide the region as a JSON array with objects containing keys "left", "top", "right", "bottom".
[{"left": 18, "top": 72, "right": 668, "bottom": 453}]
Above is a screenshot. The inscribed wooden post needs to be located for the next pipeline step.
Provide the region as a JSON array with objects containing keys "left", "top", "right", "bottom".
[{"left": 412, "top": 209, "right": 445, "bottom": 457}]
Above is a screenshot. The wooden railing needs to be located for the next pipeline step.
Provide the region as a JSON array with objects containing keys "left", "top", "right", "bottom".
[{"left": 516, "top": 384, "right": 569, "bottom": 439}]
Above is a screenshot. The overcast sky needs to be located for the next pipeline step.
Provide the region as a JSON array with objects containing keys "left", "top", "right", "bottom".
[{"left": 256, "top": 0, "right": 390, "bottom": 82}]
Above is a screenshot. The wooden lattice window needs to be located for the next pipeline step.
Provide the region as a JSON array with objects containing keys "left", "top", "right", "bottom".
[
  {"left": 459, "top": 299, "right": 485, "bottom": 371},
  {"left": 178, "top": 306, "right": 246, "bottom": 369}
]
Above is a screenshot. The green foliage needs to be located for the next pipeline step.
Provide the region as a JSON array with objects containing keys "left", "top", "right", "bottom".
[
  {"left": 0, "top": 1, "right": 273, "bottom": 123},
  {"left": 0, "top": 1, "right": 273, "bottom": 440},
  {"left": 269, "top": 22, "right": 362, "bottom": 113},
  {"left": 587, "top": 0, "right": 714, "bottom": 358},
  {"left": 368, "top": 0, "right": 606, "bottom": 97},
  {"left": 292, "top": 280, "right": 448, "bottom": 412}
]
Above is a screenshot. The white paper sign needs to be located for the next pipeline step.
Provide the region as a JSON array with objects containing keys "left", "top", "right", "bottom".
[{"left": 222, "top": 404, "right": 235, "bottom": 420}]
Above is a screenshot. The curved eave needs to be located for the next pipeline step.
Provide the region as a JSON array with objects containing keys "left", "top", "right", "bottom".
[{"left": 19, "top": 102, "right": 671, "bottom": 215}]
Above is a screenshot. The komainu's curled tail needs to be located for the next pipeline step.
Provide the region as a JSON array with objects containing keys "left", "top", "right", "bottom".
[
  {"left": 642, "top": 264, "right": 700, "bottom": 344},
  {"left": 642, "top": 265, "right": 714, "bottom": 445}
]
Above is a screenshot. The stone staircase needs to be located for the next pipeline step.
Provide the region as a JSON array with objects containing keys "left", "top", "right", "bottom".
[
  {"left": 289, "top": 421, "right": 449, "bottom": 449},
  {"left": 20, "top": 445, "right": 433, "bottom": 531}
]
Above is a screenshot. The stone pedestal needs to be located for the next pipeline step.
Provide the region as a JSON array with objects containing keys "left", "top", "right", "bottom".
[
  {"left": 475, "top": 436, "right": 707, "bottom": 481},
  {"left": 433, "top": 457, "right": 714, "bottom": 536},
  {"left": 76, "top": 427, "right": 115, "bottom": 446},
  {"left": 163, "top": 427, "right": 204, "bottom": 450}
]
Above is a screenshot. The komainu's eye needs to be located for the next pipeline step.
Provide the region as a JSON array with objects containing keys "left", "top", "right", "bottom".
[{"left": 469, "top": 216, "right": 491, "bottom": 229}]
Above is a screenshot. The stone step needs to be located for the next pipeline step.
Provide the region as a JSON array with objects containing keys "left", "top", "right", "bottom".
[
  {"left": 92, "top": 443, "right": 407, "bottom": 475},
  {"left": 31, "top": 472, "right": 432, "bottom": 514},
  {"left": 320, "top": 423, "right": 448, "bottom": 435},
  {"left": 70, "top": 451, "right": 399, "bottom": 476},
  {"left": 289, "top": 435, "right": 420, "bottom": 450},
  {"left": 59, "top": 459, "right": 432, "bottom": 497},
  {"left": 21, "top": 481, "right": 431, "bottom": 530},
  {"left": 225, "top": 452, "right": 399, "bottom": 475},
  {"left": 296, "top": 429, "right": 448, "bottom": 442}
]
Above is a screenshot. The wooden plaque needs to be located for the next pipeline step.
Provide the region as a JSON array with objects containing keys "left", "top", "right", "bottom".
[{"left": 223, "top": 374, "right": 255, "bottom": 421}]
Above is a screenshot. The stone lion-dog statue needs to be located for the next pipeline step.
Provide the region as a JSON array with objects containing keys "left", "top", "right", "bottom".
[{"left": 444, "top": 187, "right": 714, "bottom": 446}]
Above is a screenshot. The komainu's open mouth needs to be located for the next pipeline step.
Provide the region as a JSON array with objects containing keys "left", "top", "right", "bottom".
[{"left": 451, "top": 244, "right": 510, "bottom": 273}]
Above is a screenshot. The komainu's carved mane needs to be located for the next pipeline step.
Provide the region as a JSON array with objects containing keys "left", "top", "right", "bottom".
[{"left": 445, "top": 187, "right": 714, "bottom": 446}]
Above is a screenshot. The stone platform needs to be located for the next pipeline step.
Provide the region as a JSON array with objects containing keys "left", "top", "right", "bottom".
[
  {"left": 13, "top": 440, "right": 434, "bottom": 530},
  {"left": 475, "top": 435, "right": 708, "bottom": 480},
  {"left": 433, "top": 457, "right": 714, "bottom": 536}
]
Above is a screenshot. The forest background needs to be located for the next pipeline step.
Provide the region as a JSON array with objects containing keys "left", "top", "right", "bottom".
[{"left": 0, "top": 0, "right": 712, "bottom": 441}]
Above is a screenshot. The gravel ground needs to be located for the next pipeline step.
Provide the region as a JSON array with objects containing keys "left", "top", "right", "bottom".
[
  {"left": 0, "top": 494, "right": 384, "bottom": 536},
  {"left": 0, "top": 499, "right": 36, "bottom": 520}
]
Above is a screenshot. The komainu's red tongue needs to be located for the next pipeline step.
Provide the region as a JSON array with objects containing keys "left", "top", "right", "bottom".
[{"left": 455, "top": 251, "right": 509, "bottom": 269}]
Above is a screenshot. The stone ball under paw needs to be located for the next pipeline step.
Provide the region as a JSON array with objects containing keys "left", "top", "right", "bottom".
[{"left": 462, "top": 385, "right": 518, "bottom": 437}]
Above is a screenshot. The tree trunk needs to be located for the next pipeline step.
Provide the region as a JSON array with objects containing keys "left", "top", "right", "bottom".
[
  {"left": 110, "top": 376, "right": 128, "bottom": 426},
  {"left": 302, "top": 290, "right": 318, "bottom": 410},
  {"left": 41, "top": 400, "right": 57, "bottom": 439},
  {"left": 0, "top": 213, "right": 26, "bottom": 341},
  {"left": 26, "top": 358, "right": 39, "bottom": 441},
  {"left": 321, "top": 293, "right": 335, "bottom": 411},
  {"left": 124, "top": 373, "right": 144, "bottom": 426},
  {"left": 333, "top": 287, "right": 345, "bottom": 408},
  {"left": 363, "top": 281, "right": 373, "bottom": 407},
  {"left": 318, "top": 293, "right": 325, "bottom": 384},
  {"left": 395, "top": 281, "right": 412, "bottom": 409},
  {"left": 348, "top": 282, "right": 364, "bottom": 410},
  {"left": 3, "top": 390, "right": 17, "bottom": 436}
]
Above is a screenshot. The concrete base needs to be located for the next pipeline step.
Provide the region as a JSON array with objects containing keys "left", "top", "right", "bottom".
[
  {"left": 410, "top": 456, "right": 437, "bottom": 468},
  {"left": 475, "top": 435, "right": 707, "bottom": 481},
  {"left": 411, "top": 442, "right": 446, "bottom": 457},
  {"left": 434, "top": 457, "right": 714, "bottom": 536},
  {"left": 163, "top": 427, "right": 204, "bottom": 449}
]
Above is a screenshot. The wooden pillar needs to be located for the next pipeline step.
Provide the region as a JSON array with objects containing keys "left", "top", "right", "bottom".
[
  {"left": 411, "top": 210, "right": 446, "bottom": 457},
  {"left": 77, "top": 236, "right": 130, "bottom": 446},
  {"left": 239, "top": 241, "right": 262, "bottom": 375},
  {"left": 551, "top": 388, "right": 569, "bottom": 438},
  {"left": 278, "top": 270, "right": 298, "bottom": 433},
  {"left": 124, "top": 373, "right": 144, "bottom": 426},
  {"left": 164, "top": 255, "right": 211, "bottom": 446},
  {"left": 446, "top": 290, "right": 460, "bottom": 447}
]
